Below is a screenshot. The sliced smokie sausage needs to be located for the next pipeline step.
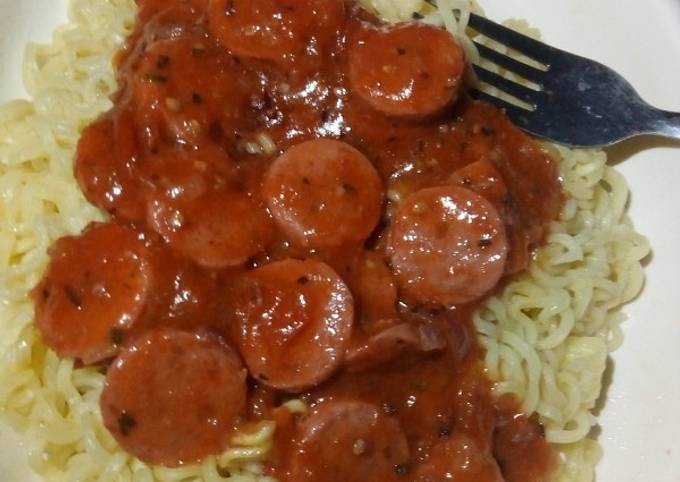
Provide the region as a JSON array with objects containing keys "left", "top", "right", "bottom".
[
  {"left": 415, "top": 433, "right": 503, "bottom": 482},
  {"left": 235, "top": 258, "right": 353, "bottom": 392},
  {"left": 348, "top": 251, "right": 399, "bottom": 328},
  {"left": 450, "top": 160, "right": 533, "bottom": 276},
  {"left": 345, "top": 321, "right": 447, "bottom": 372},
  {"left": 263, "top": 139, "right": 383, "bottom": 248},
  {"left": 289, "top": 400, "right": 410, "bottom": 482},
  {"left": 144, "top": 146, "right": 273, "bottom": 268},
  {"left": 100, "top": 329, "right": 247, "bottom": 467},
  {"left": 449, "top": 159, "right": 508, "bottom": 207},
  {"left": 127, "top": 34, "right": 257, "bottom": 150},
  {"left": 208, "top": 0, "right": 345, "bottom": 64},
  {"left": 388, "top": 186, "right": 508, "bottom": 306},
  {"left": 348, "top": 23, "right": 465, "bottom": 118},
  {"left": 32, "top": 223, "right": 152, "bottom": 365},
  {"left": 74, "top": 111, "right": 146, "bottom": 222}
]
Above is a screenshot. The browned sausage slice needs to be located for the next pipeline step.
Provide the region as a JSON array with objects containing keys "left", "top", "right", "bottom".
[
  {"left": 349, "top": 23, "right": 465, "bottom": 118},
  {"left": 388, "top": 186, "right": 508, "bottom": 306},
  {"left": 449, "top": 159, "right": 508, "bottom": 207},
  {"left": 345, "top": 321, "right": 446, "bottom": 372},
  {"left": 208, "top": 0, "right": 345, "bottom": 64},
  {"left": 75, "top": 111, "right": 146, "bottom": 222},
  {"left": 32, "top": 223, "right": 152, "bottom": 364},
  {"left": 234, "top": 259, "right": 353, "bottom": 392},
  {"left": 100, "top": 329, "right": 247, "bottom": 467},
  {"left": 263, "top": 139, "right": 383, "bottom": 248},
  {"left": 289, "top": 400, "right": 410, "bottom": 482},
  {"left": 148, "top": 190, "right": 273, "bottom": 269},
  {"left": 144, "top": 147, "right": 273, "bottom": 268},
  {"left": 450, "top": 160, "right": 535, "bottom": 276},
  {"left": 415, "top": 433, "right": 503, "bottom": 482}
]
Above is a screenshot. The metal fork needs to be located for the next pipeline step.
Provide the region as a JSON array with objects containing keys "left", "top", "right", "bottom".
[{"left": 466, "top": 13, "right": 680, "bottom": 148}]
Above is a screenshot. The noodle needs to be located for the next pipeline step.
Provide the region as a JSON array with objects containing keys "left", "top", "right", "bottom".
[{"left": 0, "top": 0, "right": 650, "bottom": 481}]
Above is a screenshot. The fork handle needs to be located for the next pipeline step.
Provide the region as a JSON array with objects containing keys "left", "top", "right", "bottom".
[{"left": 647, "top": 108, "right": 680, "bottom": 140}]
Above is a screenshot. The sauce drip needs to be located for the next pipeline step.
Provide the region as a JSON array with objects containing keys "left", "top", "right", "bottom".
[{"left": 33, "top": 1, "right": 563, "bottom": 480}]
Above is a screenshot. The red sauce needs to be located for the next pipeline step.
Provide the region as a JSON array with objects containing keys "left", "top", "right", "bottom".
[{"left": 32, "top": 1, "right": 563, "bottom": 480}]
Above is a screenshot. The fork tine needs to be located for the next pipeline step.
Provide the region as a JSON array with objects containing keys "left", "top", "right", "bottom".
[
  {"left": 473, "top": 42, "right": 545, "bottom": 85},
  {"left": 472, "top": 65, "right": 539, "bottom": 107},
  {"left": 469, "top": 88, "right": 535, "bottom": 122},
  {"left": 467, "top": 13, "right": 555, "bottom": 65}
]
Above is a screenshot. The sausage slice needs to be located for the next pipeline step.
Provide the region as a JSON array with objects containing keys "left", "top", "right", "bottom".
[
  {"left": 348, "top": 251, "right": 398, "bottom": 328},
  {"left": 234, "top": 259, "right": 354, "bottom": 392},
  {"left": 144, "top": 147, "right": 273, "bottom": 268},
  {"left": 100, "top": 329, "right": 247, "bottom": 467},
  {"left": 415, "top": 433, "right": 503, "bottom": 482},
  {"left": 349, "top": 23, "right": 465, "bottom": 118},
  {"left": 32, "top": 223, "right": 152, "bottom": 365},
  {"left": 208, "top": 0, "right": 345, "bottom": 64},
  {"left": 263, "top": 139, "right": 383, "bottom": 248},
  {"left": 388, "top": 186, "right": 508, "bottom": 306},
  {"left": 74, "top": 112, "right": 145, "bottom": 222},
  {"left": 289, "top": 400, "right": 410, "bottom": 482},
  {"left": 345, "top": 321, "right": 446, "bottom": 372},
  {"left": 449, "top": 159, "right": 508, "bottom": 207}
]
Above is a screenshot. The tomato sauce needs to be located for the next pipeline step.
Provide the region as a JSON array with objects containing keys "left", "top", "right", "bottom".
[{"left": 32, "top": 0, "right": 563, "bottom": 480}]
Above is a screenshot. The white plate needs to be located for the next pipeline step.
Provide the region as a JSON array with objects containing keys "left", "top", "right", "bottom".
[{"left": 1, "top": 1, "right": 679, "bottom": 481}]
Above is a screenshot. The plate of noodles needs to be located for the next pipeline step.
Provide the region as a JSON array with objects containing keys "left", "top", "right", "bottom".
[{"left": 0, "top": 1, "right": 679, "bottom": 482}]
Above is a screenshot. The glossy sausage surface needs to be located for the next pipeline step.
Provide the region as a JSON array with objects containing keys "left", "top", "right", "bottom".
[
  {"left": 388, "top": 186, "right": 508, "bottom": 306},
  {"left": 288, "top": 400, "right": 410, "bottom": 482},
  {"left": 33, "top": 223, "right": 152, "bottom": 364},
  {"left": 208, "top": 0, "right": 345, "bottom": 65},
  {"left": 349, "top": 23, "right": 465, "bottom": 118},
  {"left": 234, "top": 258, "right": 354, "bottom": 392},
  {"left": 100, "top": 329, "right": 247, "bottom": 466},
  {"left": 263, "top": 139, "right": 383, "bottom": 248}
]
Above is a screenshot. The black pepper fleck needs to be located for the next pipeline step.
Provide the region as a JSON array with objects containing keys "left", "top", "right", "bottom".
[
  {"left": 64, "top": 285, "right": 82, "bottom": 308},
  {"left": 478, "top": 235, "right": 493, "bottom": 248},
  {"left": 225, "top": 0, "right": 236, "bottom": 15},
  {"left": 394, "top": 464, "right": 409, "bottom": 475},
  {"left": 118, "top": 411, "right": 136, "bottom": 436},
  {"left": 382, "top": 401, "right": 397, "bottom": 415},
  {"left": 411, "top": 11, "right": 425, "bottom": 19},
  {"left": 145, "top": 73, "right": 167, "bottom": 83},
  {"left": 341, "top": 182, "right": 357, "bottom": 193},
  {"left": 110, "top": 328, "right": 125, "bottom": 346},
  {"left": 156, "top": 55, "right": 171, "bottom": 69},
  {"left": 297, "top": 276, "right": 310, "bottom": 285},
  {"left": 217, "top": 467, "right": 231, "bottom": 478},
  {"left": 438, "top": 423, "right": 452, "bottom": 437},
  {"left": 245, "top": 256, "right": 258, "bottom": 270},
  {"left": 192, "top": 92, "right": 203, "bottom": 104}
]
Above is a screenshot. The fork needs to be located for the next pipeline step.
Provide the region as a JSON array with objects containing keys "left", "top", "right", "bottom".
[{"left": 465, "top": 13, "right": 680, "bottom": 148}]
